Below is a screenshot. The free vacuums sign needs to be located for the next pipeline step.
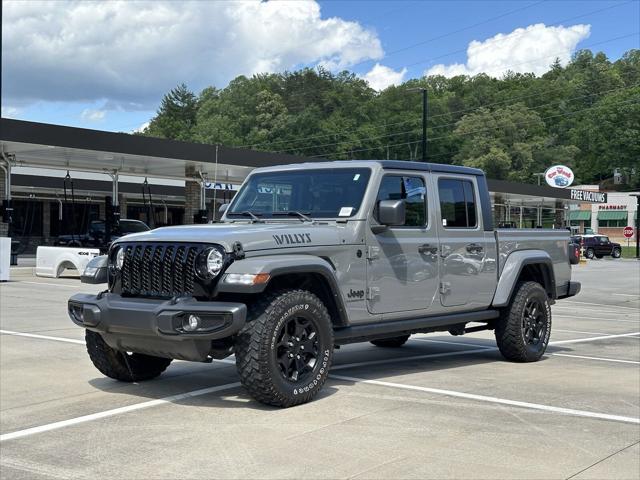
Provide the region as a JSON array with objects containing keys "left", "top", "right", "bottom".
[{"left": 569, "top": 189, "right": 608, "bottom": 203}]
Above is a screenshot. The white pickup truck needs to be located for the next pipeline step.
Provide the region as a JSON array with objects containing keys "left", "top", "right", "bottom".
[{"left": 36, "top": 246, "right": 100, "bottom": 278}]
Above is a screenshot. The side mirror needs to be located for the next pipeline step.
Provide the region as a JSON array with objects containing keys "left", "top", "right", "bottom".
[
  {"left": 378, "top": 200, "right": 405, "bottom": 227},
  {"left": 219, "top": 203, "right": 230, "bottom": 215},
  {"left": 81, "top": 255, "right": 108, "bottom": 284}
]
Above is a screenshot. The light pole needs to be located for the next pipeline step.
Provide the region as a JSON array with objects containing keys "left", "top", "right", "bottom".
[
  {"left": 631, "top": 193, "right": 640, "bottom": 259},
  {"left": 407, "top": 87, "right": 427, "bottom": 161}
]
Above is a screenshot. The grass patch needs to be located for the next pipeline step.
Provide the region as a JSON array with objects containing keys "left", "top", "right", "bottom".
[{"left": 621, "top": 245, "right": 638, "bottom": 258}]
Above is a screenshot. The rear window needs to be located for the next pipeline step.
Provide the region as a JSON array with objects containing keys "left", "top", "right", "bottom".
[{"left": 438, "top": 179, "right": 477, "bottom": 228}]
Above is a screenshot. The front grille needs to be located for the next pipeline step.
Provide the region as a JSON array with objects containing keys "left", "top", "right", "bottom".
[{"left": 119, "top": 243, "right": 206, "bottom": 297}]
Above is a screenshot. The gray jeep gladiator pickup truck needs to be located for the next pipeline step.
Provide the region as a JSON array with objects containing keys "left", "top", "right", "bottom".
[{"left": 69, "top": 160, "right": 580, "bottom": 407}]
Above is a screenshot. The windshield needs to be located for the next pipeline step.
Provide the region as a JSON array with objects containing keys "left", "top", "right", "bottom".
[
  {"left": 121, "top": 221, "right": 150, "bottom": 233},
  {"left": 228, "top": 168, "right": 371, "bottom": 219}
]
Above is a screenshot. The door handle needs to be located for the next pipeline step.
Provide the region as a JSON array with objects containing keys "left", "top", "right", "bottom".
[
  {"left": 418, "top": 243, "right": 438, "bottom": 255},
  {"left": 466, "top": 243, "right": 483, "bottom": 253}
]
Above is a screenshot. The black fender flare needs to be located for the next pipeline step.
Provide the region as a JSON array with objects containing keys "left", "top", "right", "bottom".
[{"left": 216, "top": 255, "right": 349, "bottom": 326}]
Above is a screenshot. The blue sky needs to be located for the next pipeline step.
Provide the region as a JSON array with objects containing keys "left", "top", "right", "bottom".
[{"left": 2, "top": 0, "right": 638, "bottom": 134}]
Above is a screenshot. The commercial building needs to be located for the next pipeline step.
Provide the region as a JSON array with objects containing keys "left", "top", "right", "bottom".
[
  {"left": 3, "top": 118, "right": 628, "bottom": 252},
  {"left": 568, "top": 185, "right": 639, "bottom": 241}
]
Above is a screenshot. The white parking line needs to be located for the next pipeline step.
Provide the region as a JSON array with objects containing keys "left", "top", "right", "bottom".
[
  {"left": 554, "top": 328, "right": 621, "bottom": 336},
  {"left": 553, "top": 314, "right": 639, "bottom": 324},
  {"left": 330, "top": 374, "right": 640, "bottom": 425},
  {"left": 551, "top": 332, "right": 639, "bottom": 345},
  {"left": 0, "top": 330, "right": 85, "bottom": 345},
  {"left": 0, "top": 382, "right": 242, "bottom": 443},
  {"left": 9, "top": 281, "right": 81, "bottom": 289},
  {"left": 552, "top": 305, "right": 638, "bottom": 315},
  {"left": 612, "top": 293, "right": 640, "bottom": 298},
  {"left": 0, "top": 330, "right": 238, "bottom": 366},
  {"left": 561, "top": 301, "right": 639, "bottom": 312},
  {"left": 551, "top": 353, "right": 639, "bottom": 365}
]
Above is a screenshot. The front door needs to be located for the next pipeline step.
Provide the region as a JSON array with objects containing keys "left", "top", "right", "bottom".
[
  {"left": 595, "top": 236, "right": 613, "bottom": 256},
  {"left": 366, "top": 174, "right": 439, "bottom": 315},
  {"left": 434, "top": 175, "right": 489, "bottom": 307}
]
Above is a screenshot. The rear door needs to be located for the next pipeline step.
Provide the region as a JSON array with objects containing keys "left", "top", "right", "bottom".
[
  {"left": 434, "top": 175, "right": 490, "bottom": 307},
  {"left": 365, "top": 173, "right": 439, "bottom": 314}
]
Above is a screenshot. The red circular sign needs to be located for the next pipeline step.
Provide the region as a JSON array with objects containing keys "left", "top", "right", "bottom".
[{"left": 623, "top": 226, "right": 634, "bottom": 238}]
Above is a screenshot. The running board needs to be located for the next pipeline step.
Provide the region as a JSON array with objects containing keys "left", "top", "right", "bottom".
[{"left": 333, "top": 309, "right": 500, "bottom": 345}]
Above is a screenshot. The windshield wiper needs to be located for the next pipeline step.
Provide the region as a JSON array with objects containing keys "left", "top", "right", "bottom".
[
  {"left": 235, "top": 211, "right": 264, "bottom": 223},
  {"left": 272, "top": 211, "right": 313, "bottom": 222}
]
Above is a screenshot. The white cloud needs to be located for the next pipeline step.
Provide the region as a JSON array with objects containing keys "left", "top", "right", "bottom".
[
  {"left": 362, "top": 63, "right": 408, "bottom": 91},
  {"left": 425, "top": 24, "right": 591, "bottom": 78},
  {"left": 80, "top": 109, "right": 106, "bottom": 122},
  {"left": 133, "top": 121, "right": 150, "bottom": 134},
  {"left": 3, "top": 1, "right": 383, "bottom": 109},
  {"left": 1, "top": 106, "right": 20, "bottom": 118}
]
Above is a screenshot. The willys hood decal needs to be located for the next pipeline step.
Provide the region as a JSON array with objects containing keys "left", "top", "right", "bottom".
[{"left": 114, "top": 223, "right": 339, "bottom": 253}]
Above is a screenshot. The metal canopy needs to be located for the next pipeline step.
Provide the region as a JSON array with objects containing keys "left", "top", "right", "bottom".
[{"left": 0, "top": 118, "right": 309, "bottom": 184}]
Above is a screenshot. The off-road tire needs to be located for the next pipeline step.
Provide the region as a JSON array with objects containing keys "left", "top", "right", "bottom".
[
  {"left": 235, "top": 289, "right": 334, "bottom": 407},
  {"left": 585, "top": 248, "right": 595, "bottom": 259},
  {"left": 85, "top": 330, "right": 172, "bottom": 382},
  {"left": 495, "top": 281, "right": 551, "bottom": 363},
  {"left": 370, "top": 335, "right": 410, "bottom": 348},
  {"left": 612, "top": 248, "right": 621, "bottom": 258}
]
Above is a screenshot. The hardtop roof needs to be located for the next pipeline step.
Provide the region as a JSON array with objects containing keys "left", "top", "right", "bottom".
[{"left": 252, "top": 159, "right": 485, "bottom": 176}]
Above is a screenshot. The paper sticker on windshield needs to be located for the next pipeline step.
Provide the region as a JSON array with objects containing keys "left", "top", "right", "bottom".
[
  {"left": 442, "top": 218, "right": 447, "bottom": 226},
  {"left": 339, "top": 207, "right": 354, "bottom": 217},
  {"left": 353, "top": 174, "right": 360, "bottom": 181}
]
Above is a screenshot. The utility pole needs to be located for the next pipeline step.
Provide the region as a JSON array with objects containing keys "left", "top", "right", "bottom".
[
  {"left": 421, "top": 88, "right": 427, "bottom": 162},
  {"left": 407, "top": 87, "right": 428, "bottom": 161},
  {"left": 631, "top": 193, "right": 640, "bottom": 260}
]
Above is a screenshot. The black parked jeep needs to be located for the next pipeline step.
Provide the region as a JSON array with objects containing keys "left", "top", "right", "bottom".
[{"left": 571, "top": 234, "right": 622, "bottom": 259}]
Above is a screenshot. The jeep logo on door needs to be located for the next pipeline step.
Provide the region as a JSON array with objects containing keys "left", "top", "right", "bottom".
[
  {"left": 272, "top": 233, "right": 312, "bottom": 246},
  {"left": 347, "top": 289, "right": 365, "bottom": 300}
]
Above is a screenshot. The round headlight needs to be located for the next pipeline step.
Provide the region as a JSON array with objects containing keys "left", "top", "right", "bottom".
[
  {"left": 196, "top": 247, "right": 224, "bottom": 279},
  {"left": 115, "top": 247, "right": 125, "bottom": 270}
]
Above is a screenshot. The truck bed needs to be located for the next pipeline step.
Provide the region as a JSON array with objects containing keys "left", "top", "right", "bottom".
[{"left": 495, "top": 228, "right": 572, "bottom": 293}]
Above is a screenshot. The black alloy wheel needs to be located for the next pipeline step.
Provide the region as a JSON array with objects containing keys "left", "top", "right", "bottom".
[
  {"left": 235, "top": 289, "right": 334, "bottom": 407},
  {"left": 276, "top": 316, "right": 319, "bottom": 383},
  {"left": 495, "top": 281, "right": 551, "bottom": 362},
  {"left": 522, "top": 298, "right": 546, "bottom": 346}
]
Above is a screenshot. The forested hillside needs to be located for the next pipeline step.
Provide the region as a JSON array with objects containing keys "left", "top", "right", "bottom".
[{"left": 142, "top": 49, "right": 639, "bottom": 186}]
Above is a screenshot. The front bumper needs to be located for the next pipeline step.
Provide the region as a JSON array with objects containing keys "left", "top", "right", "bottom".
[{"left": 68, "top": 293, "right": 246, "bottom": 361}]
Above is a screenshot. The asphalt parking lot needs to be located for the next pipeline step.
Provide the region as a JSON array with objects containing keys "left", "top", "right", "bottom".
[{"left": 1, "top": 260, "right": 638, "bottom": 479}]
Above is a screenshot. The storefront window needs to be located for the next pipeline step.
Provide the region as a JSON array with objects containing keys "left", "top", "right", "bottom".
[
  {"left": 10, "top": 200, "right": 43, "bottom": 237},
  {"left": 599, "top": 219, "right": 627, "bottom": 227}
]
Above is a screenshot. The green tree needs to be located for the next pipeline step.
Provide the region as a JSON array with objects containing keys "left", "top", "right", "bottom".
[
  {"left": 146, "top": 83, "right": 198, "bottom": 141},
  {"left": 140, "top": 48, "right": 638, "bottom": 186}
]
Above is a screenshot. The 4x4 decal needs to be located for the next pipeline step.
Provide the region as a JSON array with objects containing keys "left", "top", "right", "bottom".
[{"left": 272, "top": 233, "right": 312, "bottom": 246}]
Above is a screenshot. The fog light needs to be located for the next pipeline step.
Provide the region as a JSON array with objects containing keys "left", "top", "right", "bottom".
[
  {"left": 70, "top": 304, "right": 84, "bottom": 323},
  {"left": 183, "top": 314, "right": 200, "bottom": 332}
]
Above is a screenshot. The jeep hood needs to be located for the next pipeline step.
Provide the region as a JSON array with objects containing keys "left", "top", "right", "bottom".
[{"left": 113, "top": 222, "right": 341, "bottom": 253}]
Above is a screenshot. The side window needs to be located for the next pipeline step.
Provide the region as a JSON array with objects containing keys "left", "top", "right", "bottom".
[
  {"left": 438, "top": 178, "right": 477, "bottom": 228},
  {"left": 376, "top": 175, "right": 426, "bottom": 227}
]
